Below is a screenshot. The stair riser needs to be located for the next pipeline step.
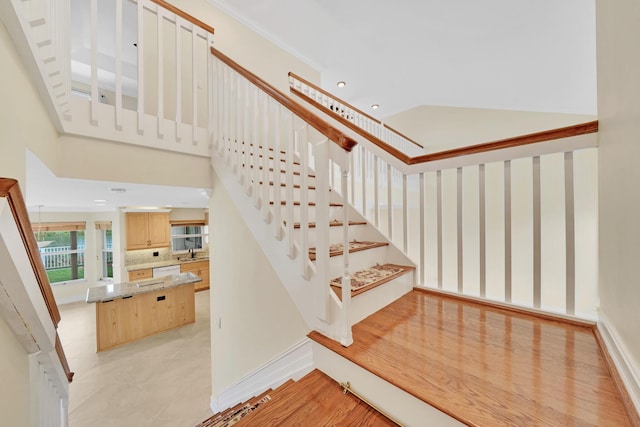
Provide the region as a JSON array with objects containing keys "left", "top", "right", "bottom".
[{"left": 349, "top": 270, "right": 414, "bottom": 324}]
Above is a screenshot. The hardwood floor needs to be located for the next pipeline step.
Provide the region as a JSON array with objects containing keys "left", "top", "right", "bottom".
[
  {"left": 310, "top": 290, "right": 633, "bottom": 426},
  {"left": 235, "top": 370, "right": 396, "bottom": 426}
]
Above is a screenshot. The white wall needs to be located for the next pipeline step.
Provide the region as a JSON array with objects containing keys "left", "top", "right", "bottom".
[
  {"left": 596, "top": 0, "right": 640, "bottom": 381},
  {"left": 0, "top": 21, "right": 60, "bottom": 186},
  {"left": 209, "top": 171, "right": 308, "bottom": 394},
  {"left": 0, "top": 315, "right": 30, "bottom": 427},
  {"left": 384, "top": 105, "right": 596, "bottom": 153}
]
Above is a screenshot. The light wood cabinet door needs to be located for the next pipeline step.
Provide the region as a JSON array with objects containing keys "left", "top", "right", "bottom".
[
  {"left": 125, "top": 212, "right": 170, "bottom": 251},
  {"left": 148, "top": 212, "right": 170, "bottom": 248},
  {"left": 126, "top": 213, "right": 150, "bottom": 250},
  {"left": 180, "top": 260, "right": 210, "bottom": 291}
]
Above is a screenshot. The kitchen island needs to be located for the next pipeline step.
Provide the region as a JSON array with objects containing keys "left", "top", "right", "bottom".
[{"left": 87, "top": 273, "right": 201, "bottom": 351}]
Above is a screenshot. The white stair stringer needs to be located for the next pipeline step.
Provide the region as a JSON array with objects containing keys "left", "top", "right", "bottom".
[
  {"left": 313, "top": 342, "right": 464, "bottom": 427},
  {"left": 211, "top": 149, "right": 328, "bottom": 335}
]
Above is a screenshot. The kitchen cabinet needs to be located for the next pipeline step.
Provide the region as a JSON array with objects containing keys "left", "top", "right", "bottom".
[
  {"left": 126, "top": 212, "right": 170, "bottom": 250},
  {"left": 94, "top": 283, "right": 195, "bottom": 351},
  {"left": 180, "top": 260, "right": 209, "bottom": 291},
  {"left": 128, "top": 268, "right": 152, "bottom": 282}
]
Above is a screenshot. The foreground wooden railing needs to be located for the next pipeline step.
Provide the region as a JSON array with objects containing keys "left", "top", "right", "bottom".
[
  {"left": 0, "top": 178, "right": 73, "bottom": 382},
  {"left": 210, "top": 47, "right": 357, "bottom": 345}
]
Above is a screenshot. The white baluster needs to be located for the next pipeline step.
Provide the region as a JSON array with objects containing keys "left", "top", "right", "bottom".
[
  {"left": 504, "top": 160, "right": 512, "bottom": 302},
  {"left": 402, "top": 174, "right": 408, "bottom": 253},
  {"left": 564, "top": 151, "right": 576, "bottom": 315},
  {"left": 137, "top": 0, "right": 144, "bottom": 133},
  {"left": 456, "top": 167, "right": 463, "bottom": 293},
  {"left": 313, "top": 139, "right": 330, "bottom": 322},
  {"left": 262, "top": 95, "right": 270, "bottom": 222},
  {"left": 115, "top": 0, "right": 123, "bottom": 130},
  {"left": 286, "top": 113, "right": 296, "bottom": 258},
  {"left": 299, "top": 125, "right": 310, "bottom": 279},
  {"left": 479, "top": 164, "right": 486, "bottom": 298},
  {"left": 273, "top": 106, "right": 283, "bottom": 240},
  {"left": 340, "top": 168, "right": 353, "bottom": 347},
  {"left": 533, "top": 156, "right": 541, "bottom": 308},
  {"left": 90, "top": 0, "right": 98, "bottom": 125},
  {"left": 156, "top": 7, "right": 164, "bottom": 137},
  {"left": 387, "top": 163, "right": 393, "bottom": 240},
  {"left": 419, "top": 172, "right": 426, "bottom": 286},
  {"left": 373, "top": 156, "right": 379, "bottom": 227},
  {"left": 192, "top": 26, "right": 198, "bottom": 143},
  {"left": 175, "top": 17, "right": 182, "bottom": 141}
]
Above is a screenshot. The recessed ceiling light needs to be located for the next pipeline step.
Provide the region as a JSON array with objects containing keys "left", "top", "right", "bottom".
[
  {"left": 336, "top": 81, "right": 346, "bottom": 88},
  {"left": 109, "top": 188, "right": 127, "bottom": 193},
  {"left": 94, "top": 199, "right": 106, "bottom": 203},
  {"left": 371, "top": 104, "right": 380, "bottom": 110}
]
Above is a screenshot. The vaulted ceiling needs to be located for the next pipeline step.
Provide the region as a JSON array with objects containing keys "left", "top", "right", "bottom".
[{"left": 209, "top": 0, "right": 597, "bottom": 118}]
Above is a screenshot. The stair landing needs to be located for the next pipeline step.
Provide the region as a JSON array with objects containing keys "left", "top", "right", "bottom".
[{"left": 309, "top": 289, "right": 634, "bottom": 426}]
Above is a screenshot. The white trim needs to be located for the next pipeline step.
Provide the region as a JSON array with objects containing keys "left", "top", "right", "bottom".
[
  {"left": 209, "top": 338, "right": 313, "bottom": 414},
  {"left": 598, "top": 314, "right": 640, "bottom": 414}
]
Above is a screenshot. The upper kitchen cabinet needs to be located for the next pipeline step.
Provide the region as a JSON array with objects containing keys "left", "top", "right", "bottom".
[{"left": 126, "top": 212, "right": 170, "bottom": 250}]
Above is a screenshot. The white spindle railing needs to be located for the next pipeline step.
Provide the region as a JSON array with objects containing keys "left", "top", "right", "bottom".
[
  {"left": 211, "top": 48, "right": 354, "bottom": 343},
  {"left": 39, "top": 245, "right": 86, "bottom": 271},
  {"left": 347, "top": 132, "right": 599, "bottom": 320},
  {"left": 289, "top": 73, "right": 426, "bottom": 158},
  {"left": 8, "top": 0, "right": 216, "bottom": 154}
]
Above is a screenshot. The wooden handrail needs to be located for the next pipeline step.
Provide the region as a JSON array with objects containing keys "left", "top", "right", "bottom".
[
  {"left": 55, "top": 333, "right": 74, "bottom": 382},
  {"left": 0, "top": 178, "right": 74, "bottom": 383},
  {"left": 0, "top": 179, "right": 60, "bottom": 325},
  {"left": 149, "top": 0, "right": 215, "bottom": 34},
  {"left": 210, "top": 48, "right": 357, "bottom": 153},
  {"left": 288, "top": 72, "right": 424, "bottom": 149},
  {"left": 291, "top": 85, "right": 599, "bottom": 165},
  {"left": 405, "top": 121, "right": 599, "bottom": 165}
]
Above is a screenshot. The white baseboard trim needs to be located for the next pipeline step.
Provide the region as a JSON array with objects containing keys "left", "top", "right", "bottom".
[
  {"left": 209, "top": 337, "right": 313, "bottom": 414},
  {"left": 597, "top": 314, "right": 640, "bottom": 414}
]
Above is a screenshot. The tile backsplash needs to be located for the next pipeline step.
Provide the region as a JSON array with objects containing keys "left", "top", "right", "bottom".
[{"left": 125, "top": 248, "right": 172, "bottom": 266}]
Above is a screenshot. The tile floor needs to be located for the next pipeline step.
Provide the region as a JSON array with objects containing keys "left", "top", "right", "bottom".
[{"left": 58, "top": 290, "right": 213, "bottom": 427}]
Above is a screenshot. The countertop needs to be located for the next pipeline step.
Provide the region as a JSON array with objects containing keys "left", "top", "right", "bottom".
[
  {"left": 125, "top": 257, "right": 209, "bottom": 272},
  {"left": 86, "top": 272, "right": 202, "bottom": 303}
]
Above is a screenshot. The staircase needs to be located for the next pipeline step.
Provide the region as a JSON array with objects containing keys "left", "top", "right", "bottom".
[{"left": 5, "top": 0, "right": 639, "bottom": 426}]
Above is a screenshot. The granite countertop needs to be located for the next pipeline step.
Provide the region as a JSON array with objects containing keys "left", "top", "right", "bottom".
[
  {"left": 126, "top": 257, "right": 209, "bottom": 272},
  {"left": 86, "top": 272, "right": 202, "bottom": 303}
]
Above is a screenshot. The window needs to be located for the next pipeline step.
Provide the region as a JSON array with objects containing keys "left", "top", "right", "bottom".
[
  {"left": 34, "top": 222, "right": 86, "bottom": 284},
  {"left": 96, "top": 221, "right": 113, "bottom": 280},
  {"left": 171, "top": 222, "right": 207, "bottom": 254}
]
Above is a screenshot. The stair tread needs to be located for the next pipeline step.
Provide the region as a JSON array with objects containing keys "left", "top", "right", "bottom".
[
  {"left": 288, "top": 220, "right": 368, "bottom": 229},
  {"left": 308, "top": 240, "right": 389, "bottom": 261},
  {"left": 235, "top": 370, "right": 394, "bottom": 426},
  {"left": 330, "top": 263, "right": 415, "bottom": 298}
]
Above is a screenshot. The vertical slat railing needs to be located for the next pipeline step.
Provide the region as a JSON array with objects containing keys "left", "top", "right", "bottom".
[
  {"left": 136, "top": 0, "right": 145, "bottom": 133},
  {"left": 156, "top": 7, "right": 164, "bottom": 137},
  {"left": 114, "top": 0, "right": 123, "bottom": 130},
  {"left": 89, "top": 0, "right": 98, "bottom": 125},
  {"left": 175, "top": 17, "right": 182, "bottom": 141}
]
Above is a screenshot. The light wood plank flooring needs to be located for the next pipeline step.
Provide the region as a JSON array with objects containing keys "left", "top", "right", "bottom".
[{"left": 310, "top": 289, "right": 633, "bottom": 426}]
